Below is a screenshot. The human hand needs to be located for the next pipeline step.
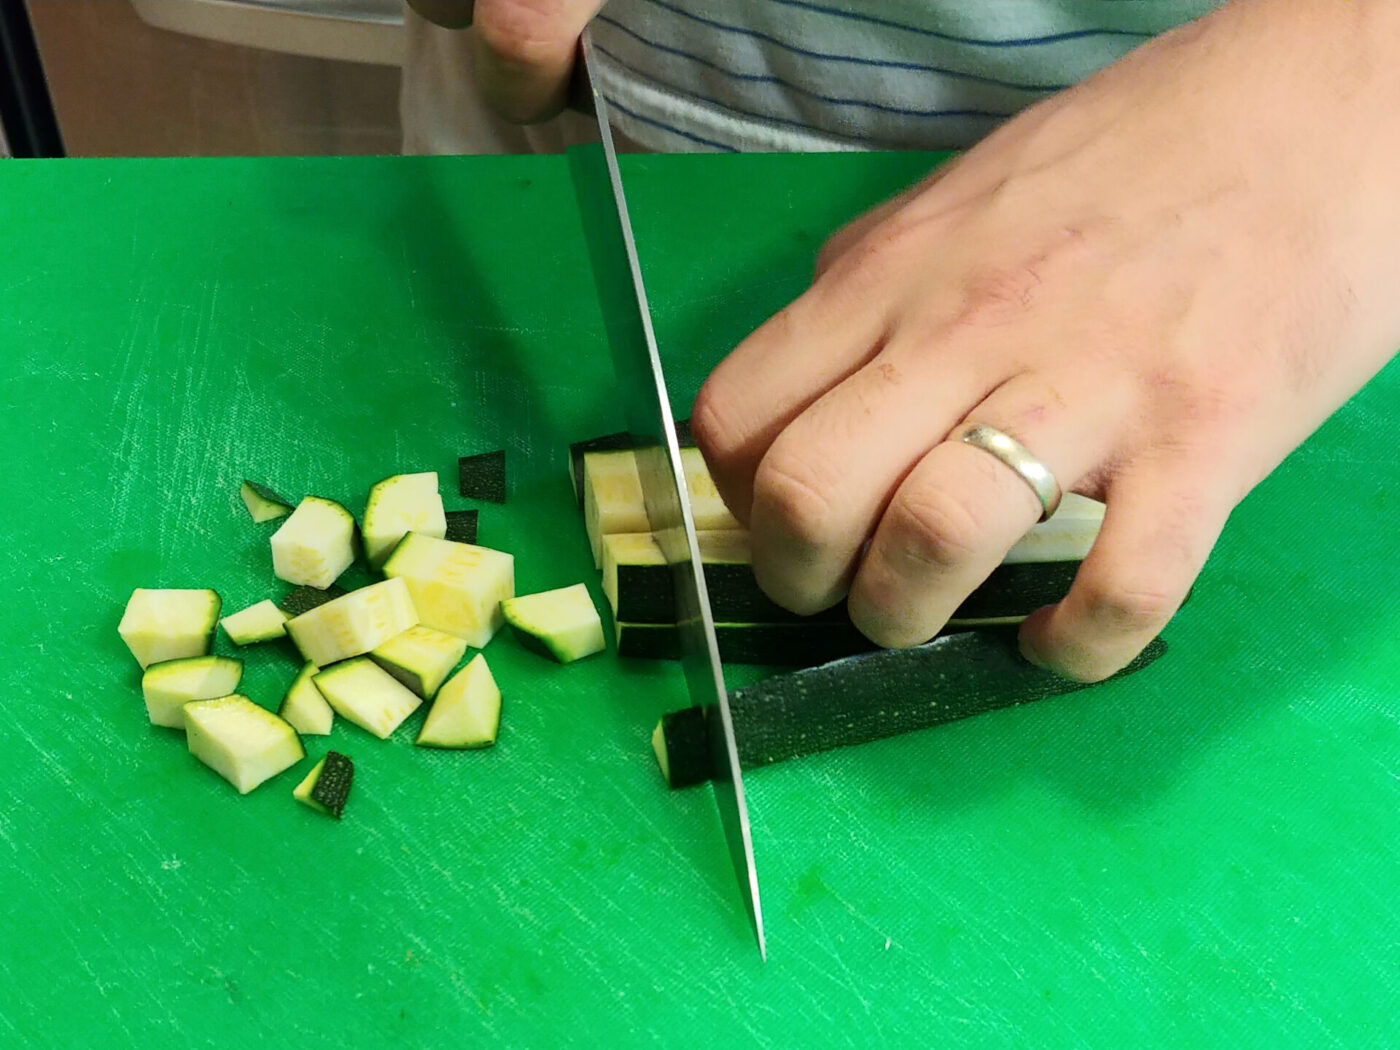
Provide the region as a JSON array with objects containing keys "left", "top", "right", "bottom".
[
  {"left": 692, "top": 0, "right": 1400, "bottom": 681},
  {"left": 407, "top": 0, "right": 604, "bottom": 122}
]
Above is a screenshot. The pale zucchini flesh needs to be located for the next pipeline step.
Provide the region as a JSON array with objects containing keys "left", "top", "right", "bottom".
[
  {"left": 183, "top": 695, "right": 304, "bottom": 794},
  {"left": 416, "top": 654, "right": 500, "bottom": 749},
  {"left": 220, "top": 599, "right": 289, "bottom": 645},
  {"left": 118, "top": 588, "right": 221, "bottom": 668},
  {"left": 270, "top": 496, "right": 357, "bottom": 589},
  {"left": 581, "top": 450, "right": 650, "bottom": 567},
  {"left": 502, "top": 583, "right": 605, "bottom": 663},
  {"left": 141, "top": 655, "right": 243, "bottom": 729},
  {"left": 362, "top": 471, "right": 447, "bottom": 568},
  {"left": 279, "top": 661, "right": 334, "bottom": 736},
  {"left": 382, "top": 532, "right": 514, "bottom": 649},
  {"left": 313, "top": 657, "right": 422, "bottom": 740},
  {"left": 678, "top": 447, "right": 742, "bottom": 532},
  {"left": 369, "top": 624, "right": 467, "bottom": 699},
  {"left": 284, "top": 577, "right": 419, "bottom": 667}
]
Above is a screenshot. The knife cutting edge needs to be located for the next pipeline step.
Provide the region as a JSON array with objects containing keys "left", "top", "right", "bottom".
[{"left": 568, "top": 29, "right": 767, "bottom": 959}]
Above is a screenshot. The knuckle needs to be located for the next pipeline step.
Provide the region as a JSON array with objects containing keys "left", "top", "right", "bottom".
[
  {"left": 752, "top": 452, "right": 839, "bottom": 550},
  {"left": 688, "top": 378, "right": 741, "bottom": 466},
  {"left": 886, "top": 486, "right": 984, "bottom": 572},
  {"left": 1079, "top": 578, "right": 1183, "bottom": 634}
]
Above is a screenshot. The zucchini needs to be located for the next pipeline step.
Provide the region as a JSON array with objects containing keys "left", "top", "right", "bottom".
[
  {"left": 370, "top": 624, "right": 468, "bottom": 699},
  {"left": 678, "top": 447, "right": 741, "bottom": 531},
  {"left": 582, "top": 449, "right": 650, "bottom": 567},
  {"left": 416, "top": 653, "right": 500, "bottom": 749},
  {"left": 1001, "top": 493, "right": 1106, "bottom": 563},
  {"left": 284, "top": 577, "right": 419, "bottom": 667},
  {"left": 313, "top": 658, "right": 422, "bottom": 739},
  {"left": 567, "top": 420, "right": 694, "bottom": 506},
  {"left": 381, "top": 532, "right": 514, "bottom": 648},
  {"left": 140, "top": 655, "right": 243, "bottom": 729},
  {"left": 239, "top": 480, "right": 293, "bottom": 523},
  {"left": 270, "top": 496, "right": 358, "bottom": 589},
  {"left": 653, "top": 631, "right": 1169, "bottom": 788},
  {"left": 458, "top": 449, "right": 507, "bottom": 503},
  {"left": 580, "top": 446, "right": 745, "bottom": 565},
  {"left": 118, "top": 588, "right": 221, "bottom": 668},
  {"left": 278, "top": 661, "right": 334, "bottom": 736},
  {"left": 610, "top": 546, "right": 1079, "bottom": 626},
  {"left": 183, "top": 695, "right": 305, "bottom": 794},
  {"left": 279, "top": 583, "right": 347, "bottom": 618},
  {"left": 293, "top": 751, "right": 354, "bottom": 818},
  {"left": 502, "top": 584, "right": 605, "bottom": 663},
  {"left": 443, "top": 509, "right": 478, "bottom": 545},
  {"left": 362, "top": 471, "right": 447, "bottom": 568},
  {"left": 220, "top": 599, "right": 289, "bottom": 645}
]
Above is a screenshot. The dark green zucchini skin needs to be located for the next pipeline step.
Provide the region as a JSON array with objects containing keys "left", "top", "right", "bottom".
[
  {"left": 658, "top": 706, "right": 710, "bottom": 789},
  {"left": 280, "top": 583, "right": 348, "bottom": 617},
  {"left": 311, "top": 751, "right": 355, "bottom": 818},
  {"left": 659, "top": 631, "right": 1169, "bottom": 788},
  {"left": 615, "top": 560, "right": 1080, "bottom": 626},
  {"left": 444, "top": 509, "right": 479, "bottom": 545},
  {"left": 458, "top": 450, "right": 507, "bottom": 503},
  {"left": 567, "top": 421, "right": 695, "bottom": 506}
]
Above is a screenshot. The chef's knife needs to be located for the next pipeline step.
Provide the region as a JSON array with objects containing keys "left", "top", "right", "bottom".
[{"left": 568, "top": 29, "right": 766, "bottom": 959}]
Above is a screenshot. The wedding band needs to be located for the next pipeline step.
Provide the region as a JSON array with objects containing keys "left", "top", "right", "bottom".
[{"left": 950, "top": 421, "right": 1062, "bottom": 521}]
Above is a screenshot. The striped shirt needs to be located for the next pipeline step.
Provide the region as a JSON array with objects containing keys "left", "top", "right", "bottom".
[{"left": 401, "top": 1, "right": 1222, "bottom": 155}]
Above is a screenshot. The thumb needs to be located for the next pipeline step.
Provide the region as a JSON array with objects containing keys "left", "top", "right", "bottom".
[{"left": 473, "top": 0, "right": 604, "bottom": 124}]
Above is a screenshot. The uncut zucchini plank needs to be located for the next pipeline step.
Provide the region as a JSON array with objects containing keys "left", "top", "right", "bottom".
[
  {"left": 615, "top": 617, "right": 1020, "bottom": 665},
  {"left": 614, "top": 557, "right": 1079, "bottom": 626},
  {"left": 655, "top": 631, "right": 1169, "bottom": 787}
]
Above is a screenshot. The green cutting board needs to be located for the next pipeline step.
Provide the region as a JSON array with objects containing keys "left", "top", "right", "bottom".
[{"left": 2, "top": 152, "right": 1397, "bottom": 1048}]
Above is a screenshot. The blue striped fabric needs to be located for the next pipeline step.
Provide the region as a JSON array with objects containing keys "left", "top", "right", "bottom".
[{"left": 590, "top": 0, "right": 1222, "bottom": 152}]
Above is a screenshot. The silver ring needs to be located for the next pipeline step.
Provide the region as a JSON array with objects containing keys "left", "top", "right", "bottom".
[{"left": 950, "top": 421, "right": 1062, "bottom": 521}]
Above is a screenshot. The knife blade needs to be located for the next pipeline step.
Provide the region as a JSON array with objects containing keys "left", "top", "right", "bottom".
[{"left": 569, "top": 29, "right": 766, "bottom": 960}]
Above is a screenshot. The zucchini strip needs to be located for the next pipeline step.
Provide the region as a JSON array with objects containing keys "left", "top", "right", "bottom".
[{"left": 653, "top": 631, "right": 1169, "bottom": 787}]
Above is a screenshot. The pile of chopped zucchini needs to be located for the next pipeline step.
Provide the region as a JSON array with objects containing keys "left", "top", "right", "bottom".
[{"left": 116, "top": 459, "right": 608, "bottom": 818}]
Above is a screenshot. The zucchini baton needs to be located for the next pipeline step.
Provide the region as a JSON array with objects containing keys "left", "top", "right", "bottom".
[{"left": 654, "top": 631, "right": 1169, "bottom": 787}]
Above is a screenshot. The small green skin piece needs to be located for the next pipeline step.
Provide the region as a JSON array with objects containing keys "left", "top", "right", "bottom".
[
  {"left": 443, "top": 509, "right": 478, "bottom": 545},
  {"left": 240, "top": 480, "right": 293, "bottom": 523},
  {"left": 293, "top": 751, "right": 354, "bottom": 819},
  {"left": 458, "top": 450, "right": 507, "bottom": 503}
]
